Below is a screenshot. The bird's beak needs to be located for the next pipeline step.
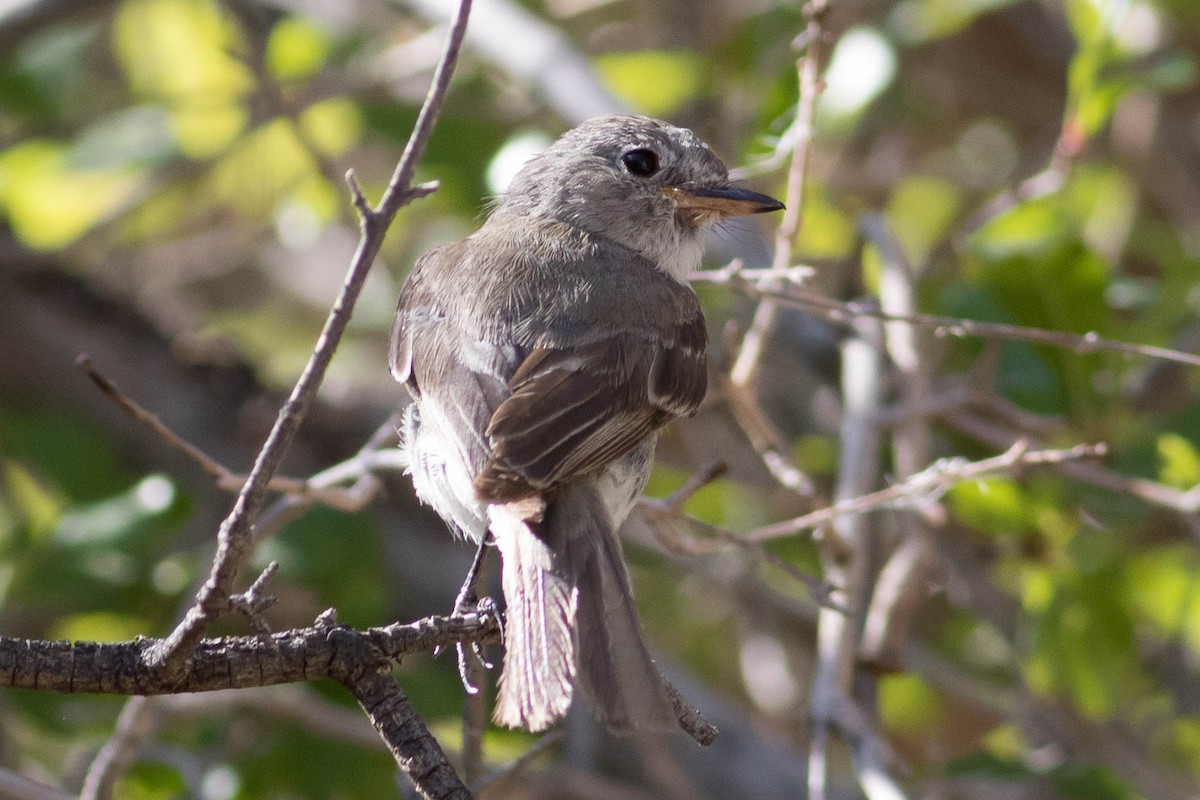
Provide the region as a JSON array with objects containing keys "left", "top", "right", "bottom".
[{"left": 663, "top": 185, "right": 784, "bottom": 217}]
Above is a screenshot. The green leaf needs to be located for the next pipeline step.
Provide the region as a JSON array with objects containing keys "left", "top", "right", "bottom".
[
  {"left": 50, "top": 611, "right": 149, "bottom": 643},
  {"left": 945, "top": 751, "right": 1032, "bottom": 779},
  {"left": 299, "top": 96, "right": 362, "bottom": 157},
  {"left": 886, "top": 175, "right": 962, "bottom": 262},
  {"left": 2, "top": 460, "right": 64, "bottom": 542},
  {"left": 1157, "top": 432, "right": 1200, "bottom": 489},
  {"left": 888, "top": 0, "right": 1025, "bottom": 44},
  {"left": 112, "top": 0, "right": 251, "bottom": 101},
  {"left": 112, "top": 0, "right": 252, "bottom": 157},
  {"left": 0, "top": 139, "right": 141, "bottom": 249},
  {"left": 1025, "top": 565, "right": 1140, "bottom": 720},
  {"left": 799, "top": 188, "right": 857, "bottom": 259},
  {"left": 595, "top": 51, "right": 707, "bottom": 117},
  {"left": 948, "top": 476, "right": 1032, "bottom": 538},
  {"left": 114, "top": 762, "right": 188, "bottom": 800},
  {"left": 1051, "top": 761, "right": 1138, "bottom": 800},
  {"left": 879, "top": 672, "right": 943, "bottom": 734},
  {"left": 267, "top": 17, "right": 332, "bottom": 82},
  {"left": 1145, "top": 51, "right": 1198, "bottom": 91}
]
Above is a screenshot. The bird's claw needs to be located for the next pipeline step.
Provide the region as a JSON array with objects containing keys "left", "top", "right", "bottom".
[{"left": 453, "top": 595, "right": 498, "bottom": 693}]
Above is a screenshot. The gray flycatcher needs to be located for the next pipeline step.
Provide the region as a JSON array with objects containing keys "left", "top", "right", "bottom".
[{"left": 391, "top": 115, "right": 783, "bottom": 732}]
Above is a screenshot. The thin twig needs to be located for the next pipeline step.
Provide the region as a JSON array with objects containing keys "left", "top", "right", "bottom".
[
  {"left": 76, "top": 355, "right": 299, "bottom": 493},
  {"left": 743, "top": 441, "right": 1106, "bottom": 543},
  {"left": 718, "top": 0, "right": 828, "bottom": 501},
  {"left": 78, "top": 697, "right": 159, "bottom": 800},
  {"left": 837, "top": 696, "right": 909, "bottom": 800},
  {"left": 145, "top": 0, "right": 474, "bottom": 679},
  {"left": 637, "top": 497, "right": 842, "bottom": 609},
  {"left": 693, "top": 272, "right": 1200, "bottom": 370},
  {"left": 228, "top": 561, "right": 281, "bottom": 639},
  {"left": 944, "top": 412, "right": 1200, "bottom": 535},
  {"left": 710, "top": 0, "right": 825, "bottom": 501},
  {"left": 728, "top": 0, "right": 826, "bottom": 387},
  {"left": 720, "top": 375, "right": 815, "bottom": 496},
  {"left": 76, "top": 358, "right": 403, "bottom": 511},
  {"left": 663, "top": 461, "right": 728, "bottom": 510},
  {"left": 0, "top": 768, "right": 76, "bottom": 800}
]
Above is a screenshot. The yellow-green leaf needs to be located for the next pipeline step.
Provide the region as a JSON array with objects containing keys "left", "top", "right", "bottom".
[
  {"left": 0, "top": 140, "right": 140, "bottom": 249},
  {"left": 595, "top": 51, "right": 706, "bottom": 117},
  {"left": 1157, "top": 433, "right": 1200, "bottom": 489},
  {"left": 267, "top": 17, "right": 331, "bottom": 82},
  {"left": 50, "top": 611, "right": 148, "bottom": 643},
  {"left": 113, "top": 0, "right": 251, "bottom": 102},
  {"left": 879, "top": 672, "right": 943, "bottom": 734},
  {"left": 299, "top": 97, "right": 363, "bottom": 158},
  {"left": 2, "top": 459, "right": 63, "bottom": 541},
  {"left": 949, "top": 476, "right": 1031, "bottom": 538}
]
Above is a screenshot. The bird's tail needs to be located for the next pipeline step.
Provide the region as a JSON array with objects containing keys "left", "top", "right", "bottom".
[
  {"left": 489, "top": 502, "right": 576, "bottom": 732},
  {"left": 489, "top": 485, "right": 674, "bottom": 733}
]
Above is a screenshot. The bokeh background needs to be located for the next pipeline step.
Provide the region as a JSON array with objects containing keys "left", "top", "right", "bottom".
[{"left": 1, "top": 0, "right": 1199, "bottom": 798}]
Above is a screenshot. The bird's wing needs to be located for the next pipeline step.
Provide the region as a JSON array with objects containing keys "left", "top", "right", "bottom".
[
  {"left": 392, "top": 229, "right": 709, "bottom": 504},
  {"left": 473, "top": 310, "right": 707, "bottom": 502},
  {"left": 391, "top": 244, "right": 518, "bottom": 479}
]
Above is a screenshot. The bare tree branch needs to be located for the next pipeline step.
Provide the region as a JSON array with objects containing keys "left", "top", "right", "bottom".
[
  {"left": 0, "top": 611, "right": 499, "bottom": 694},
  {"left": 857, "top": 212, "right": 937, "bottom": 671},
  {"left": 944, "top": 411, "right": 1200, "bottom": 535},
  {"left": 715, "top": 0, "right": 830, "bottom": 502},
  {"left": 809, "top": 314, "right": 887, "bottom": 800},
  {"left": 78, "top": 697, "right": 159, "bottom": 800},
  {"left": 743, "top": 440, "right": 1105, "bottom": 543},
  {"left": 146, "top": 0, "right": 474, "bottom": 680},
  {"left": 728, "top": 0, "right": 827, "bottom": 389},
  {"left": 76, "top": 356, "right": 394, "bottom": 510},
  {"left": 327, "top": 625, "right": 472, "bottom": 800},
  {"left": 398, "top": 0, "right": 625, "bottom": 123},
  {"left": 695, "top": 268, "right": 1200, "bottom": 370}
]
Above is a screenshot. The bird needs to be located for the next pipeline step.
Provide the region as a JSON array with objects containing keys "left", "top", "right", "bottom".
[{"left": 391, "top": 114, "right": 783, "bottom": 732}]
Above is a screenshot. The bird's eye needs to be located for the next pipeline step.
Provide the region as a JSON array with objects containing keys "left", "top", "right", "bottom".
[{"left": 621, "top": 148, "right": 659, "bottom": 177}]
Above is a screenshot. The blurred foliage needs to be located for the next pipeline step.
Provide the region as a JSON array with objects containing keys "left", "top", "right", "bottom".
[{"left": 1, "top": 0, "right": 1199, "bottom": 797}]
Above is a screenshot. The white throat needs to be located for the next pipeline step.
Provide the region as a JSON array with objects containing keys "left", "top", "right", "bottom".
[{"left": 657, "top": 233, "right": 706, "bottom": 282}]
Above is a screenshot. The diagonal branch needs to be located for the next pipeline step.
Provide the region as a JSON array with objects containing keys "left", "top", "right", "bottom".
[
  {"left": 76, "top": 355, "right": 391, "bottom": 509},
  {"left": 326, "top": 626, "right": 471, "bottom": 800},
  {"left": 146, "top": 0, "right": 474, "bottom": 680}
]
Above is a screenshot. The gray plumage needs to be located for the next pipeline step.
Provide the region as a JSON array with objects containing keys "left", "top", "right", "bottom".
[{"left": 391, "top": 115, "right": 782, "bottom": 732}]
